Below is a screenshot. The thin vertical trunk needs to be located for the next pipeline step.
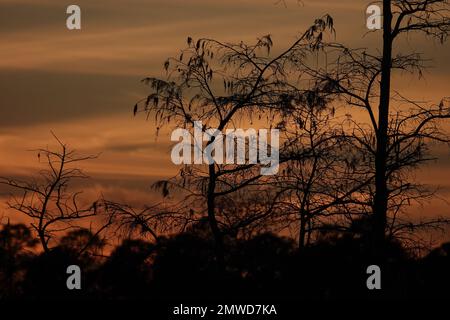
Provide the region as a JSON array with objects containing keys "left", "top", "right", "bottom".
[
  {"left": 306, "top": 218, "right": 312, "bottom": 246},
  {"left": 299, "top": 147, "right": 317, "bottom": 250},
  {"left": 207, "top": 163, "right": 225, "bottom": 272},
  {"left": 373, "top": 0, "right": 393, "bottom": 259},
  {"left": 38, "top": 229, "right": 49, "bottom": 253}
]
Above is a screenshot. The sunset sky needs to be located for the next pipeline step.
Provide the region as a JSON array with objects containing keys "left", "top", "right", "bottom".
[{"left": 1, "top": 0, "right": 449, "bottom": 240}]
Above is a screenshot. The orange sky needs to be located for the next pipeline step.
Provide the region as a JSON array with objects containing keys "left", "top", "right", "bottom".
[{"left": 0, "top": 0, "right": 449, "bottom": 241}]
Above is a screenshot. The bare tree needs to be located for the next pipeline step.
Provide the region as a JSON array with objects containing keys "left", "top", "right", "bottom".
[
  {"left": 273, "top": 104, "right": 370, "bottom": 249},
  {"left": 0, "top": 134, "right": 103, "bottom": 253},
  {"left": 305, "top": 0, "right": 450, "bottom": 257}
]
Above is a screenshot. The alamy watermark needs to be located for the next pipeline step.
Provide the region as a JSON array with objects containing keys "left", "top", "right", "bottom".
[
  {"left": 170, "top": 121, "right": 279, "bottom": 176},
  {"left": 66, "top": 265, "right": 81, "bottom": 290},
  {"left": 66, "top": 5, "right": 81, "bottom": 30},
  {"left": 366, "top": 3, "right": 382, "bottom": 30}
]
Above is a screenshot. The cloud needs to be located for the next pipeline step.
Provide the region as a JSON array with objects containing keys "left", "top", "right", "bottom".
[{"left": 0, "top": 69, "right": 144, "bottom": 127}]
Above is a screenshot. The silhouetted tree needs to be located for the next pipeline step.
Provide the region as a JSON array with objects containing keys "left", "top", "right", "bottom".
[
  {"left": 0, "top": 134, "right": 104, "bottom": 253},
  {"left": 306, "top": 0, "right": 450, "bottom": 258},
  {"left": 0, "top": 223, "right": 38, "bottom": 298},
  {"left": 275, "top": 104, "right": 372, "bottom": 249},
  {"left": 135, "top": 16, "right": 335, "bottom": 269}
]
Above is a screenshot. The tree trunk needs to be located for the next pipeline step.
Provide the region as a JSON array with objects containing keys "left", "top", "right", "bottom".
[
  {"left": 38, "top": 217, "right": 49, "bottom": 253},
  {"left": 372, "top": 0, "right": 393, "bottom": 259},
  {"left": 207, "top": 163, "right": 225, "bottom": 272}
]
